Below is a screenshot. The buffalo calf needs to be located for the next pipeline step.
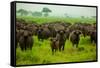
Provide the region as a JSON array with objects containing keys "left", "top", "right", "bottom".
[{"left": 50, "top": 38, "right": 59, "bottom": 55}]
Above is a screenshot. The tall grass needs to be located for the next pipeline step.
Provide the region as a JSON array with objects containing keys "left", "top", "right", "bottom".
[{"left": 16, "top": 36, "right": 96, "bottom": 65}]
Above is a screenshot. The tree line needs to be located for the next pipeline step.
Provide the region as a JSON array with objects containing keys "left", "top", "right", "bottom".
[{"left": 17, "top": 7, "right": 52, "bottom": 17}]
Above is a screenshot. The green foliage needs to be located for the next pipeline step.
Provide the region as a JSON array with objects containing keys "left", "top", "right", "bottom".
[
  {"left": 17, "top": 9, "right": 28, "bottom": 16},
  {"left": 42, "top": 7, "right": 52, "bottom": 12},
  {"left": 32, "top": 11, "right": 42, "bottom": 17},
  {"left": 42, "top": 7, "right": 52, "bottom": 17}
]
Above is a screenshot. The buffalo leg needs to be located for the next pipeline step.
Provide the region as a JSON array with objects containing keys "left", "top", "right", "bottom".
[{"left": 52, "top": 48, "right": 54, "bottom": 55}]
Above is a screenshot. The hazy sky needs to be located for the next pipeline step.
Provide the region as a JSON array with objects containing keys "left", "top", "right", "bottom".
[{"left": 16, "top": 3, "right": 96, "bottom": 17}]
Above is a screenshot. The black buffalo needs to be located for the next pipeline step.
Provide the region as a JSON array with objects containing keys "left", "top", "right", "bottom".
[
  {"left": 56, "top": 30, "right": 66, "bottom": 51},
  {"left": 69, "top": 30, "right": 82, "bottom": 48},
  {"left": 18, "top": 29, "right": 33, "bottom": 51}
]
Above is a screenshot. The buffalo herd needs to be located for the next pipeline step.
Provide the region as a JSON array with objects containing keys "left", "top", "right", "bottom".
[{"left": 16, "top": 19, "right": 97, "bottom": 54}]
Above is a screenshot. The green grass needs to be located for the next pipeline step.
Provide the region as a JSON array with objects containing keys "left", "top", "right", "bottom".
[
  {"left": 16, "top": 16, "right": 96, "bottom": 65},
  {"left": 16, "top": 16, "right": 96, "bottom": 24},
  {"left": 16, "top": 36, "right": 96, "bottom": 65}
]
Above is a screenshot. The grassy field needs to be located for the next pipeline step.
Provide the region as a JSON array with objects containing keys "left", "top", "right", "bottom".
[
  {"left": 16, "top": 16, "right": 96, "bottom": 65},
  {"left": 16, "top": 16, "right": 96, "bottom": 24}
]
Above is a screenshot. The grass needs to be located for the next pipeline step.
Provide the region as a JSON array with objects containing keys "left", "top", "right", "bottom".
[
  {"left": 16, "top": 16, "right": 96, "bottom": 65},
  {"left": 16, "top": 36, "right": 96, "bottom": 65},
  {"left": 16, "top": 16, "right": 96, "bottom": 24}
]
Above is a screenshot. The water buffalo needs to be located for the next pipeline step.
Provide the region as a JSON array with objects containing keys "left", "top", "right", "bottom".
[
  {"left": 69, "top": 30, "right": 82, "bottom": 48},
  {"left": 56, "top": 30, "right": 66, "bottom": 51},
  {"left": 89, "top": 30, "right": 97, "bottom": 44},
  {"left": 37, "top": 25, "right": 52, "bottom": 41},
  {"left": 18, "top": 29, "right": 33, "bottom": 51}
]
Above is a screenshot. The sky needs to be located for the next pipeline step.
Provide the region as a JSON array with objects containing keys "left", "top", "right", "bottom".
[{"left": 16, "top": 3, "right": 96, "bottom": 17}]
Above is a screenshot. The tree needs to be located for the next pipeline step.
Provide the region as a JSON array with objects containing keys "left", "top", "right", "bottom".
[
  {"left": 32, "top": 11, "right": 42, "bottom": 17},
  {"left": 91, "top": 16, "right": 96, "bottom": 18},
  {"left": 81, "top": 16, "right": 85, "bottom": 19},
  {"left": 64, "top": 13, "right": 69, "bottom": 18},
  {"left": 42, "top": 7, "right": 52, "bottom": 17},
  {"left": 17, "top": 9, "right": 28, "bottom": 16}
]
